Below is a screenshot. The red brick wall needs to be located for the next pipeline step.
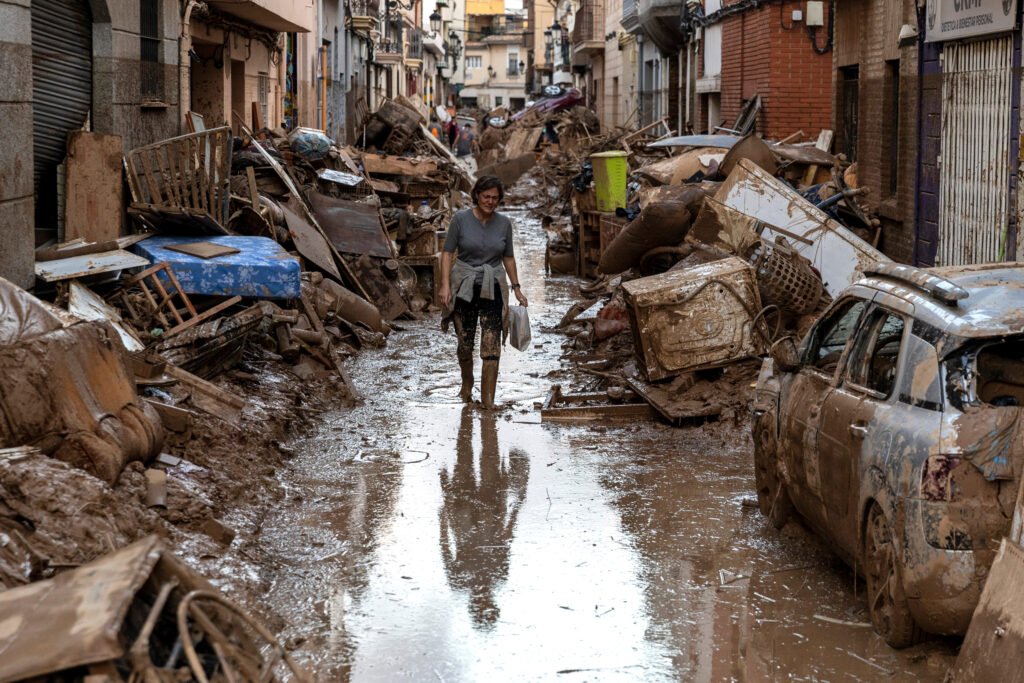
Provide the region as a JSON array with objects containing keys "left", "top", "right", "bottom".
[{"left": 719, "top": 2, "right": 833, "bottom": 139}]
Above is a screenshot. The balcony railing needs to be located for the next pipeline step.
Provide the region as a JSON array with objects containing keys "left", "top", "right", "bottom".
[
  {"left": 572, "top": 3, "right": 604, "bottom": 44},
  {"left": 408, "top": 29, "right": 423, "bottom": 59},
  {"left": 506, "top": 66, "right": 522, "bottom": 77},
  {"left": 349, "top": 0, "right": 380, "bottom": 17},
  {"left": 374, "top": 40, "right": 403, "bottom": 64}
]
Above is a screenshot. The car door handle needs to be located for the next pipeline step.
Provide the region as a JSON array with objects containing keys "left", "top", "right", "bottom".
[{"left": 849, "top": 423, "right": 868, "bottom": 439}]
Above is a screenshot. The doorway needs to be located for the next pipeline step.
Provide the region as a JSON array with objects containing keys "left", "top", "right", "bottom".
[{"left": 32, "top": 0, "right": 93, "bottom": 243}]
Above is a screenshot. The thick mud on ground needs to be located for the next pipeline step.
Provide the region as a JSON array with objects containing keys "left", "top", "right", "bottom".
[{"left": 250, "top": 207, "right": 959, "bottom": 681}]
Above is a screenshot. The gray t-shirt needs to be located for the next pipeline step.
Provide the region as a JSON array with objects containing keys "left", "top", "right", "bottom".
[{"left": 444, "top": 208, "right": 514, "bottom": 285}]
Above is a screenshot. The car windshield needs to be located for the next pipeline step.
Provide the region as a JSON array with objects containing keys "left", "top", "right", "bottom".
[{"left": 945, "top": 335, "right": 1024, "bottom": 410}]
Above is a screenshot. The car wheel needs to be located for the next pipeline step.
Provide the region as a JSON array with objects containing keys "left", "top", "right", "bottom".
[
  {"left": 864, "top": 501, "right": 923, "bottom": 648},
  {"left": 753, "top": 410, "right": 793, "bottom": 529}
]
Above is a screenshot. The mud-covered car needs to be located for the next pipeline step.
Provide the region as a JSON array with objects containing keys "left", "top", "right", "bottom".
[{"left": 753, "top": 262, "right": 1024, "bottom": 648}]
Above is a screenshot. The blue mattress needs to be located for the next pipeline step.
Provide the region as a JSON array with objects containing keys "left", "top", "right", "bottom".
[{"left": 133, "top": 236, "right": 301, "bottom": 299}]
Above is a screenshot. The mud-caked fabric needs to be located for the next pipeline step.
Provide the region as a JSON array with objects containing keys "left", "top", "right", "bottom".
[
  {"left": 452, "top": 286, "right": 505, "bottom": 361},
  {"left": 441, "top": 259, "right": 510, "bottom": 344}
]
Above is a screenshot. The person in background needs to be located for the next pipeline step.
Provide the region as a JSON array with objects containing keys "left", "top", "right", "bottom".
[
  {"left": 428, "top": 114, "right": 443, "bottom": 140},
  {"left": 456, "top": 123, "right": 477, "bottom": 158},
  {"left": 447, "top": 119, "right": 459, "bottom": 150},
  {"left": 439, "top": 176, "right": 528, "bottom": 409}
]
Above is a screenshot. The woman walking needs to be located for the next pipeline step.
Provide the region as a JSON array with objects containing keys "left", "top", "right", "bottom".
[{"left": 440, "top": 176, "right": 528, "bottom": 409}]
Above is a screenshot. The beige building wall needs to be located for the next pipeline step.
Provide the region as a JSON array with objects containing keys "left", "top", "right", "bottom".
[
  {"left": 464, "top": 42, "right": 526, "bottom": 108},
  {"left": 190, "top": 1, "right": 318, "bottom": 132},
  {"left": 530, "top": 1, "right": 554, "bottom": 71}
]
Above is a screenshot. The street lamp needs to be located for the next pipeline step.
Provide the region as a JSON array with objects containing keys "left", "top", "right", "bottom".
[
  {"left": 518, "top": 59, "right": 525, "bottom": 76},
  {"left": 429, "top": 8, "right": 442, "bottom": 33},
  {"left": 543, "top": 27, "right": 553, "bottom": 49}
]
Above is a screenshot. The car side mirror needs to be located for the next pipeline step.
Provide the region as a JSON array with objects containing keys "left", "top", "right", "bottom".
[{"left": 770, "top": 337, "right": 801, "bottom": 372}]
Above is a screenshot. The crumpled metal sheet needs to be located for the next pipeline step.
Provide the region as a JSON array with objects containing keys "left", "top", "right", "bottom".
[{"left": 308, "top": 192, "right": 394, "bottom": 259}]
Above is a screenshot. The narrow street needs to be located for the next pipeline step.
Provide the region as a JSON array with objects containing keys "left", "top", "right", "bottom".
[{"left": 250, "top": 206, "right": 958, "bottom": 681}]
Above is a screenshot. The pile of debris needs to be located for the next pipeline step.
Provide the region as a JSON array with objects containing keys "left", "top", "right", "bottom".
[
  {"left": 535, "top": 124, "right": 887, "bottom": 427},
  {"left": 0, "top": 95, "right": 475, "bottom": 672},
  {"left": 27, "top": 94, "right": 475, "bottom": 427}
]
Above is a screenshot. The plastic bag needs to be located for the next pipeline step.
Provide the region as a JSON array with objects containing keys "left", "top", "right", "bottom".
[
  {"left": 288, "top": 127, "right": 332, "bottom": 161},
  {"left": 509, "top": 305, "right": 532, "bottom": 352}
]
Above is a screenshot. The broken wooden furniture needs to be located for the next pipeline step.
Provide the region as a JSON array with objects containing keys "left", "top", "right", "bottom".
[
  {"left": 156, "top": 303, "right": 266, "bottom": 379},
  {"left": 0, "top": 536, "right": 308, "bottom": 682},
  {"left": 115, "top": 263, "right": 242, "bottom": 339},
  {"left": 125, "top": 126, "right": 233, "bottom": 234}
]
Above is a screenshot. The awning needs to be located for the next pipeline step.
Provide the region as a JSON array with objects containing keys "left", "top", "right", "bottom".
[{"left": 207, "top": 0, "right": 312, "bottom": 32}]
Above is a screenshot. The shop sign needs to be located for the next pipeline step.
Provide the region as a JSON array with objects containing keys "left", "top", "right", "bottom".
[{"left": 926, "top": 0, "right": 1018, "bottom": 42}]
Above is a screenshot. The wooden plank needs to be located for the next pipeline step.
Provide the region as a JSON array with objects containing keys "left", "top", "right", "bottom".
[
  {"left": 251, "top": 100, "right": 262, "bottom": 130},
  {"left": 801, "top": 129, "right": 834, "bottom": 187},
  {"left": 541, "top": 403, "right": 655, "bottom": 422},
  {"left": 36, "top": 239, "right": 120, "bottom": 261},
  {"left": 163, "top": 241, "right": 241, "bottom": 259},
  {"left": 160, "top": 144, "right": 181, "bottom": 206},
  {"left": 299, "top": 293, "right": 325, "bottom": 334},
  {"left": 34, "top": 250, "right": 150, "bottom": 282},
  {"left": 165, "top": 295, "right": 242, "bottom": 338},
  {"left": 65, "top": 132, "right": 124, "bottom": 242},
  {"left": 362, "top": 152, "right": 438, "bottom": 176},
  {"left": 143, "top": 398, "right": 194, "bottom": 432},
  {"left": 165, "top": 364, "right": 245, "bottom": 424},
  {"left": 184, "top": 137, "right": 200, "bottom": 210},
  {"left": 625, "top": 377, "right": 721, "bottom": 426},
  {"left": 246, "top": 166, "right": 260, "bottom": 208},
  {"left": 539, "top": 384, "right": 654, "bottom": 422},
  {"left": 136, "top": 150, "right": 161, "bottom": 205}
]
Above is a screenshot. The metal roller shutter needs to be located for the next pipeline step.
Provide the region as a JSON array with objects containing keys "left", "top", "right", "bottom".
[
  {"left": 32, "top": 0, "right": 93, "bottom": 234},
  {"left": 937, "top": 36, "right": 1014, "bottom": 266}
]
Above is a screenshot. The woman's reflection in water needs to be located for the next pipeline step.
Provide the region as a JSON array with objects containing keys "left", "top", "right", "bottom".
[{"left": 439, "top": 407, "right": 530, "bottom": 629}]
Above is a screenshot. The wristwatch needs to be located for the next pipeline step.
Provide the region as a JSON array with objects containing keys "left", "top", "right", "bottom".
[{"left": 511, "top": 283, "right": 521, "bottom": 290}]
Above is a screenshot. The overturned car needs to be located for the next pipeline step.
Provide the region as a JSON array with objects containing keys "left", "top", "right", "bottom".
[{"left": 753, "top": 262, "right": 1024, "bottom": 647}]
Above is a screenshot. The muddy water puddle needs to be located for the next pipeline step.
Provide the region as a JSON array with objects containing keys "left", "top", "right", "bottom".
[{"left": 254, "top": 209, "right": 957, "bottom": 681}]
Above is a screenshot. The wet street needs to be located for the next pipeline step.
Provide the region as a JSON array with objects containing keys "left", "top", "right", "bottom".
[{"left": 255, "top": 207, "right": 958, "bottom": 681}]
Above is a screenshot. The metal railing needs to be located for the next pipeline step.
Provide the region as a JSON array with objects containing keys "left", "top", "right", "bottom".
[
  {"left": 408, "top": 29, "right": 423, "bottom": 58},
  {"left": 349, "top": 0, "right": 380, "bottom": 16}
]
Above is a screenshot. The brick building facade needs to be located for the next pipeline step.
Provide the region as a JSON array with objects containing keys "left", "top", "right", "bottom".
[
  {"left": 709, "top": 2, "right": 832, "bottom": 138},
  {"left": 832, "top": 0, "right": 919, "bottom": 264}
]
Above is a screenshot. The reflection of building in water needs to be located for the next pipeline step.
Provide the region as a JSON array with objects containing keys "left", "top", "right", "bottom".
[{"left": 439, "top": 408, "right": 529, "bottom": 629}]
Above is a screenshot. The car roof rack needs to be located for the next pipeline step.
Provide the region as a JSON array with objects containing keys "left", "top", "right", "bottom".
[{"left": 862, "top": 262, "right": 969, "bottom": 306}]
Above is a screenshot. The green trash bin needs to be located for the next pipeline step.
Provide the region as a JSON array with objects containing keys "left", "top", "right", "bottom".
[{"left": 591, "top": 151, "right": 629, "bottom": 212}]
